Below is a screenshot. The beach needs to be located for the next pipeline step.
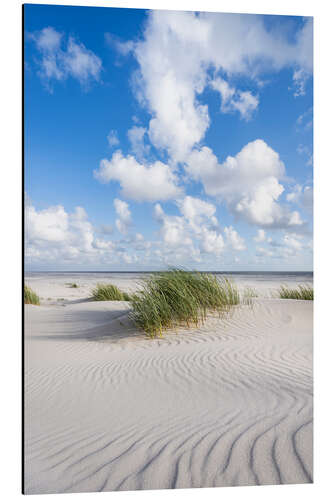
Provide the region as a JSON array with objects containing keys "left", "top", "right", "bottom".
[{"left": 24, "top": 272, "right": 313, "bottom": 493}]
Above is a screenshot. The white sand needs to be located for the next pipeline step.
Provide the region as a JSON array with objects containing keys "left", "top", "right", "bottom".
[{"left": 24, "top": 278, "right": 313, "bottom": 494}]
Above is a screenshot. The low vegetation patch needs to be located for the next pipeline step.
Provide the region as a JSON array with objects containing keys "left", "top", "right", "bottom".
[
  {"left": 242, "top": 286, "right": 258, "bottom": 305},
  {"left": 129, "top": 268, "right": 240, "bottom": 338},
  {"left": 66, "top": 282, "right": 79, "bottom": 288},
  {"left": 278, "top": 285, "right": 313, "bottom": 300},
  {"left": 91, "top": 283, "right": 131, "bottom": 301},
  {"left": 24, "top": 284, "right": 40, "bottom": 305}
]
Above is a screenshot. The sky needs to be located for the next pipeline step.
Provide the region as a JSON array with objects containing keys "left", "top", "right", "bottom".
[{"left": 24, "top": 4, "right": 313, "bottom": 271}]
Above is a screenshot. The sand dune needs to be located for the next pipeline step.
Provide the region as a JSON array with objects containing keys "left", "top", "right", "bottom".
[{"left": 24, "top": 297, "right": 313, "bottom": 494}]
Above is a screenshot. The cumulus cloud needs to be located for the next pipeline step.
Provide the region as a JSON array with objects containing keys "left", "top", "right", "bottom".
[
  {"left": 177, "top": 196, "right": 218, "bottom": 234},
  {"left": 185, "top": 139, "right": 304, "bottom": 229},
  {"left": 25, "top": 202, "right": 146, "bottom": 267},
  {"left": 25, "top": 198, "right": 249, "bottom": 268},
  {"left": 29, "top": 27, "right": 102, "bottom": 89},
  {"left": 25, "top": 204, "right": 100, "bottom": 263},
  {"left": 94, "top": 150, "right": 182, "bottom": 202},
  {"left": 154, "top": 203, "right": 192, "bottom": 248},
  {"left": 177, "top": 196, "right": 224, "bottom": 255},
  {"left": 255, "top": 231, "right": 312, "bottom": 261},
  {"left": 200, "top": 227, "right": 224, "bottom": 254},
  {"left": 126, "top": 11, "right": 312, "bottom": 161},
  {"left": 287, "top": 184, "right": 313, "bottom": 213},
  {"left": 256, "top": 246, "right": 274, "bottom": 258},
  {"left": 114, "top": 198, "right": 132, "bottom": 235},
  {"left": 254, "top": 229, "right": 266, "bottom": 242},
  {"left": 153, "top": 196, "right": 249, "bottom": 259},
  {"left": 224, "top": 226, "right": 246, "bottom": 251},
  {"left": 211, "top": 78, "right": 258, "bottom": 120}
]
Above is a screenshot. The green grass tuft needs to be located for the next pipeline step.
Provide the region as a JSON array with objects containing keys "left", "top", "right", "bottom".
[
  {"left": 91, "top": 283, "right": 131, "bottom": 301},
  {"left": 278, "top": 284, "right": 313, "bottom": 300},
  {"left": 129, "top": 268, "right": 240, "bottom": 338},
  {"left": 68, "top": 283, "right": 78, "bottom": 288},
  {"left": 122, "top": 292, "right": 131, "bottom": 301},
  {"left": 24, "top": 284, "right": 40, "bottom": 305}
]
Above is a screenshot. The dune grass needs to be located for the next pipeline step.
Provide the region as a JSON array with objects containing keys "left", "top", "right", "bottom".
[
  {"left": 129, "top": 268, "right": 240, "bottom": 338},
  {"left": 242, "top": 286, "right": 258, "bottom": 305},
  {"left": 278, "top": 284, "right": 313, "bottom": 300},
  {"left": 24, "top": 284, "right": 40, "bottom": 305},
  {"left": 66, "top": 282, "right": 79, "bottom": 288},
  {"left": 91, "top": 283, "right": 131, "bottom": 301}
]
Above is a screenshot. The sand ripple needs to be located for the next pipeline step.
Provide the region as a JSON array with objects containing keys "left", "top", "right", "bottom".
[{"left": 24, "top": 299, "right": 313, "bottom": 493}]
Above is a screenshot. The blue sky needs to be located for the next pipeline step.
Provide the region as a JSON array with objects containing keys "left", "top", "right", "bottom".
[{"left": 24, "top": 4, "right": 313, "bottom": 271}]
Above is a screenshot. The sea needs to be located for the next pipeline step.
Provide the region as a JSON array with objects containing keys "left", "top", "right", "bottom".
[{"left": 25, "top": 271, "right": 313, "bottom": 296}]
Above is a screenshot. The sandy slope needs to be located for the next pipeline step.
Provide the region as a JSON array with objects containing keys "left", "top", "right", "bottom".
[{"left": 24, "top": 298, "right": 313, "bottom": 494}]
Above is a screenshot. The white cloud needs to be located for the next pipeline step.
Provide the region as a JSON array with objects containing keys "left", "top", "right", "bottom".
[
  {"left": 200, "top": 227, "right": 224, "bottom": 254},
  {"left": 34, "top": 26, "right": 62, "bottom": 52},
  {"left": 286, "top": 184, "right": 302, "bottom": 203},
  {"left": 154, "top": 199, "right": 225, "bottom": 257},
  {"left": 283, "top": 233, "right": 303, "bottom": 252},
  {"left": 62, "top": 37, "right": 102, "bottom": 84},
  {"left": 25, "top": 202, "right": 145, "bottom": 267},
  {"left": 287, "top": 184, "right": 313, "bottom": 213},
  {"left": 176, "top": 196, "right": 224, "bottom": 254},
  {"left": 254, "top": 229, "right": 266, "bottom": 242},
  {"left": 127, "top": 12, "right": 312, "bottom": 161},
  {"left": 292, "top": 68, "right": 309, "bottom": 97},
  {"left": 127, "top": 126, "right": 150, "bottom": 160},
  {"left": 256, "top": 246, "right": 274, "bottom": 258},
  {"left": 104, "top": 32, "right": 135, "bottom": 56},
  {"left": 186, "top": 139, "right": 304, "bottom": 229},
  {"left": 255, "top": 231, "right": 312, "bottom": 262},
  {"left": 25, "top": 204, "right": 101, "bottom": 263},
  {"left": 177, "top": 196, "right": 218, "bottom": 234},
  {"left": 114, "top": 198, "right": 132, "bottom": 235},
  {"left": 26, "top": 204, "right": 69, "bottom": 243},
  {"left": 224, "top": 226, "right": 246, "bottom": 251},
  {"left": 94, "top": 150, "right": 182, "bottom": 202},
  {"left": 107, "top": 130, "right": 119, "bottom": 147},
  {"left": 288, "top": 211, "right": 303, "bottom": 226},
  {"left": 29, "top": 27, "right": 102, "bottom": 89},
  {"left": 154, "top": 203, "right": 192, "bottom": 248},
  {"left": 211, "top": 78, "right": 258, "bottom": 120}
]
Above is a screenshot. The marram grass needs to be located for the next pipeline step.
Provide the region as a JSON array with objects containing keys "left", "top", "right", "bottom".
[
  {"left": 66, "top": 282, "right": 78, "bottom": 288},
  {"left": 278, "top": 284, "right": 313, "bottom": 300},
  {"left": 129, "top": 269, "right": 240, "bottom": 338},
  {"left": 242, "top": 286, "right": 258, "bottom": 305},
  {"left": 24, "top": 284, "right": 40, "bottom": 305},
  {"left": 91, "top": 283, "right": 131, "bottom": 301}
]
